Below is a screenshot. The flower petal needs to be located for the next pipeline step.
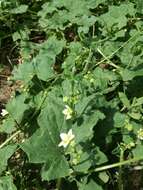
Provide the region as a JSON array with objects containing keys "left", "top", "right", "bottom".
[
  {"left": 58, "top": 141, "right": 64, "bottom": 147},
  {"left": 60, "top": 133, "right": 67, "bottom": 140},
  {"left": 1, "top": 109, "right": 8, "bottom": 116}
]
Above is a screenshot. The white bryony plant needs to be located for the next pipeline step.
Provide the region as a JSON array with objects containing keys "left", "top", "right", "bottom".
[
  {"left": 58, "top": 129, "right": 75, "bottom": 148},
  {"left": 62, "top": 105, "right": 73, "bottom": 120},
  {"left": 1, "top": 109, "right": 8, "bottom": 117}
]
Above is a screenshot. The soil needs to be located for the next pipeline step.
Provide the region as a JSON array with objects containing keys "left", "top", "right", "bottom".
[{"left": 0, "top": 66, "right": 12, "bottom": 104}]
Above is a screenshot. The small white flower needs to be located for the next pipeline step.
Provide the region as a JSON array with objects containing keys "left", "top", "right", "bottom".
[
  {"left": 1, "top": 109, "right": 8, "bottom": 117},
  {"left": 58, "top": 129, "right": 75, "bottom": 148},
  {"left": 62, "top": 105, "right": 73, "bottom": 120}
]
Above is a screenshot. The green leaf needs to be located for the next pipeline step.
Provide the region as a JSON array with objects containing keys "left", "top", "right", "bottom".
[
  {"left": 12, "top": 32, "right": 21, "bottom": 41},
  {"left": 73, "top": 147, "right": 107, "bottom": 173},
  {"left": 40, "top": 36, "right": 66, "bottom": 58},
  {"left": 132, "top": 144, "right": 143, "bottom": 158},
  {"left": 38, "top": 0, "right": 97, "bottom": 32},
  {"left": 21, "top": 128, "right": 57, "bottom": 163},
  {"left": 6, "top": 95, "right": 30, "bottom": 123},
  {"left": 119, "top": 68, "right": 143, "bottom": 81},
  {"left": 136, "top": 0, "right": 143, "bottom": 14},
  {"left": 0, "top": 145, "right": 17, "bottom": 174},
  {"left": 62, "top": 42, "right": 83, "bottom": 72},
  {"left": 118, "top": 92, "right": 130, "bottom": 108},
  {"left": 132, "top": 97, "right": 143, "bottom": 107},
  {"left": 35, "top": 55, "right": 55, "bottom": 81},
  {"left": 113, "top": 112, "right": 126, "bottom": 128},
  {"left": 21, "top": 127, "right": 70, "bottom": 180},
  {"left": 93, "top": 68, "right": 117, "bottom": 90},
  {"left": 11, "top": 5, "right": 28, "bottom": 14},
  {"left": 73, "top": 111, "right": 105, "bottom": 143},
  {"left": 34, "top": 36, "right": 65, "bottom": 81},
  {"left": 74, "top": 15, "right": 96, "bottom": 34},
  {"left": 12, "top": 62, "right": 34, "bottom": 83},
  {"left": 128, "top": 112, "right": 142, "bottom": 120},
  {"left": 38, "top": 2, "right": 58, "bottom": 16},
  {"left": 41, "top": 156, "right": 70, "bottom": 181},
  {"left": 78, "top": 178, "right": 103, "bottom": 190},
  {"left": 0, "top": 175, "right": 17, "bottom": 190},
  {"left": 0, "top": 117, "right": 16, "bottom": 134},
  {"left": 39, "top": 96, "right": 66, "bottom": 133},
  {"left": 75, "top": 95, "right": 95, "bottom": 116},
  {"left": 87, "top": 0, "right": 106, "bottom": 9},
  {"left": 73, "top": 151, "right": 93, "bottom": 172},
  {"left": 99, "top": 172, "right": 109, "bottom": 183},
  {"left": 99, "top": 3, "right": 135, "bottom": 31},
  {"left": 21, "top": 99, "right": 70, "bottom": 180},
  {"left": 95, "top": 147, "right": 108, "bottom": 165},
  {"left": 119, "top": 32, "right": 143, "bottom": 66},
  {"left": 62, "top": 79, "right": 73, "bottom": 97}
]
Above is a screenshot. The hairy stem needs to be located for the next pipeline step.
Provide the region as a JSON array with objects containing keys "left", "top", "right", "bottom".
[{"left": 0, "top": 130, "right": 21, "bottom": 149}]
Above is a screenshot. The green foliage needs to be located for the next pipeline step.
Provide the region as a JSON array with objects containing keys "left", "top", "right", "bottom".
[
  {"left": 0, "top": 175, "right": 17, "bottom": 190},
  {"left": 0, "top": 145, "right": 16, "bottom": 175},
  {"left": 0, "top": 0, "right": 143, "bottom": 189}
]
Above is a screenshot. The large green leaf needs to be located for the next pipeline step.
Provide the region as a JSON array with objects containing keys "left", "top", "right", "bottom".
[
  {"left": 21, "top": 99, "right": 70, "bottom": 180},
  {"left": 99, "top": 3, "right": 135, "bottom": 31},
  {"left": 12, "top": 62, "right": 34, "bottom": 84},
  {"left": 34, "top": 36, "right": 65, "bottom": 81}
]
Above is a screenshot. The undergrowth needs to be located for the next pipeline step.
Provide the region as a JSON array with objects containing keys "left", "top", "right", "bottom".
[{"left": 0, "top": 0, "right": 143, "bottom": 189}]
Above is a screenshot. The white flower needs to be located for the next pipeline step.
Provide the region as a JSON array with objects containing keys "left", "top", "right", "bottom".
[
  {"left": 1, "top": 109, "right": 8, "bottom": 117},
  {"left": 62, "top": 105, "right": 73, "bottom": 120},
  {"left": 58, "top": 129, "right": 75, "bottom": 148}
]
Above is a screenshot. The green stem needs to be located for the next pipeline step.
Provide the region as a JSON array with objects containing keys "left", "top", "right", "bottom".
[
  {"left": 97, "top": 48, "right": 119, "bottom": 69},
  {"left": 56, "top": 178, "right": 62, "bottom": 190},
  {"left": 88, "top": 157, "right": 143, "bottom": 174},
  {"left": 83, "top": 49, "right": 93, "bottom": 73},
  {"left": 118, "top": 148, "right": 124, "bottom": 190},
  {"left": 0, "top": 130, "right": 21, "bottom": 149}
]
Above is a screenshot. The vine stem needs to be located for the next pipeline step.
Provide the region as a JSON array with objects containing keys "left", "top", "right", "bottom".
[
  {"left": 0, "top": 130, "right": 21, "bottom": 149},
  {"left": 83, "top": 48, "right": 93, "bottom": 73},
  {"left": 87, "top": 157, "right": 143, "bottom": 174},
  {"left": 97, "top": 48, "right": 119, "bottom": 69},
  {"left": 95, "top": 32, "right": 140, "bottom": 67},
  {"left": 118, "top": 148, "right": 124, "bottom": 190}
]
